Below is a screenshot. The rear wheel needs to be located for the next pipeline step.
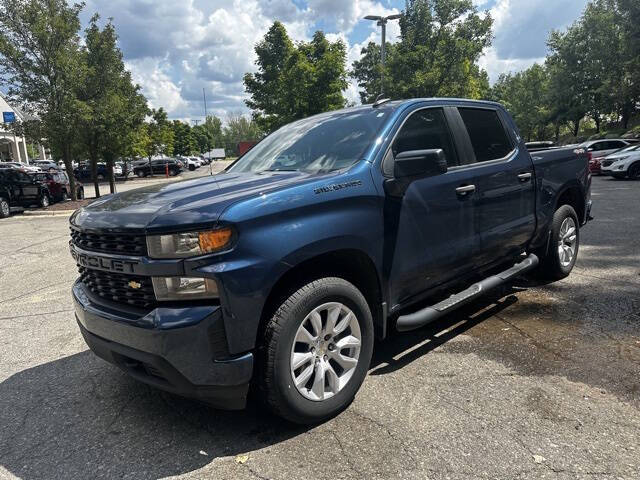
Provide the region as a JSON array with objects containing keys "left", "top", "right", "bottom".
[
  {"left": 260, "top": 277, "right": 374, "bottom": 424},
  {"left": 136, "top": 170, "right": 146, "bottom": 178},
  {"left": 535, "top": 205, "right": 579, "bottom": 280},
  {"left": 61, "top": 190, "right": 69, "bottom": 201},
  {"left": 77, "top": 187, "right": 84, "bottom": 199},
  {"left": 39, "top": 192, "right": 50, "bottom": 208},
  {"left": 97, "top": 173, "right": 105, "bottom": 181},
  {"left": 0, "top": 197, "right": 10, "bottom": 218},
  {"left": 628, "top": 162, "right": 640, "bottom": 180}
]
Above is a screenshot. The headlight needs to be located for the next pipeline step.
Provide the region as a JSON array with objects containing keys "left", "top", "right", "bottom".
[
  {"left": 147, "top": 227, "right": 234, "bottom": 258},
  {"left": 152, "top": 276, "right": 219, "bottom": 301}
]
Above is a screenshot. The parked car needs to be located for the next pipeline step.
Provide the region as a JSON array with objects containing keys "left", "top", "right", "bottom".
[
  {"left": 31, "top": 160, "right": 61, "bottom": 172},
  {"left": 0, "top": 168, "right": 52, "bottom": 217},
  {"left": 588, "top": 157, "right": 602, "bottom": 175},
  {"left": 69, "top": 99, "right": 591, "bottom": 423},
  {"left": 183, "top": 157, "right": 201, "bottom": 171},
  {"left": 74, "top": 163, "right": 122, "bottom": 181},
  {"left": 132, "top": 158, "right": 182, "bottom": 177},
  {"left": 600, "top": 144, "right": 640, "bottom": 179},
  {"left": 578, "top": 139, "right": 631, "bottom": 159},
  {"left": 0, "top": 161, "right": 41, "bottom": 173},
  {"left": 31, "top": 171, "right": 84, "bottom": 202}
]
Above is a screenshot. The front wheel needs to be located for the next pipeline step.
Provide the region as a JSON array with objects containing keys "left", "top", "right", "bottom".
[
  {"left": 260, "top": 277, "right": 374, "bottom": 424},
  {"left": 0, "top": 197, "right": 10, "bottom": 218},
  {"left": 628, "top": 162, "right": 640, "bottom": 180},
  {"left": 535, "top": 205, "right": 579, "bottom": 280},
  {"left": 77, "top": 187, "right": 84, "bottom": 199}
]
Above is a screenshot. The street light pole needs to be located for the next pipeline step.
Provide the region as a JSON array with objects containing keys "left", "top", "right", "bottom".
[{"left": 364, "top": 13, "right": 402, "bottom": 97}]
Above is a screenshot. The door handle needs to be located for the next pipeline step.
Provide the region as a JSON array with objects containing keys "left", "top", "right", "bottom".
[
  {"left": 455, "top": 184, "right": 476, "bottom": 196},
  {"left": 517, "top": 172, "right": 532, "bottom": 182}
]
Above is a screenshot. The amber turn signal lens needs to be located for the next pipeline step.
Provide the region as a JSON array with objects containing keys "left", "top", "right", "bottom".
[{"left": 199, "top": 228, "right": 233, "bottom": 253}]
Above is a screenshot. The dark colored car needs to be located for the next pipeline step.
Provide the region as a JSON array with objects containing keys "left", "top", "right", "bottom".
[
  {"left": 73, "top": 163, "right": 114, "bottom": 181},
  {"left": 31, "top": 171, "right": 84, "bottom": 202},
  {"left": 69, "top": 98, "right": 591, "bottom": 423},
  {"left": 588, "top": 154, "right": 602, "bottom": 175},
  {"left": 133, "top": 158, "right": 182, "bottom": 177},
  {"left": 0, "top": 168, "right": 52, "bottom": 217}
]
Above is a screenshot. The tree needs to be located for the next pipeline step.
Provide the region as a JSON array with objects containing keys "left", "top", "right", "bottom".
[
  {"left": 172, "top": 120, "right": 196, "bottom": 156},
  {"left": 222, "top": 113, "right": 263, "bottom": 153},
  {"left": 244, "top": 22, "right": 348, "bottom": 132},
  {"left": 0, "top": 0, "right": 86, "bottom": 199},
  {"left": 143, "top": 108, "right": 173, "bottom": 174},
  {"left": 78, "top": 15, "right": 147, "bottom": 196},
  {"left": 352, "top": 0, "right": 492, "bottom": 103},
  {"left": 489, "top": 64, "right": 550, "bottom": 141}
]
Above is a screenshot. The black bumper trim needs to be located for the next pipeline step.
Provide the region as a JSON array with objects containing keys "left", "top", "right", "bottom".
[{"left": 78, "top": 320, "right": 250, "bottom": 410}]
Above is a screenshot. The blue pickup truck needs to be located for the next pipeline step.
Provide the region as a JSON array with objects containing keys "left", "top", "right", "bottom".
[{"left": 70, "top": 98, "right": 591, "bottom": 423}]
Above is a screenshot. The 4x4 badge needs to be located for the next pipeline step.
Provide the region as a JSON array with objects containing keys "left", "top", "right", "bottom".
[{"left": 128, "top": 281, "right": 142, "bottom": 289}]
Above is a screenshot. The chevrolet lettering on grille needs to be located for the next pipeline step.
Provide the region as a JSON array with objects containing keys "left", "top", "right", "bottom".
[{"left": 70, "top": 245, "right": 139, "bottom": 273}]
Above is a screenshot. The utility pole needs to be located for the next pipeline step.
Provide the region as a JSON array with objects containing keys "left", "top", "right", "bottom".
[{"left": 364, "top": 14, "right": 402, "bottom": 96}]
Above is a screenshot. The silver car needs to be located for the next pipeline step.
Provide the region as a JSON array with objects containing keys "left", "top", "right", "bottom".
[{"left": 579, "top": 139, "right": 631, "bottom": 159}]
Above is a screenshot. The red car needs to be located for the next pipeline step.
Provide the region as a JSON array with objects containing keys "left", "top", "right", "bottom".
[{"left": 31, "top": 171, "right": 84, "bottom": 202}]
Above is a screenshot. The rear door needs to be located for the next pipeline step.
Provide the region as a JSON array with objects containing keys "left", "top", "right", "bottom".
[
  {"left": 383, "top": 106, "right": 478, "bottom": 303},
  {"left": 452, "top": 106, "right": 536, "bottom": 268}
]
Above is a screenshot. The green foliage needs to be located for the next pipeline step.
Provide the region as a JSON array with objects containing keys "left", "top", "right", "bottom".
[
  {"left": 352, "top": 0, "right": 492, "bottom": 103},
  {"left": 145, "top": 108, "right": 174, "bottom": 159},
  {"left": 222, "top": 113, "right": 263, "bottom": 153},
  {"left": 244, "top": 22, "right": 348, "bottom": 132},
  {"left": 0, "top": 0, "right": 86, "bottom": 197},
  {"left": 172, "top": 120, "right": 196, "bottom": 156}
]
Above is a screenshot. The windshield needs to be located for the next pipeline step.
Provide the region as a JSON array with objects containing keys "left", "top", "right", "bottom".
[
  {"left": 228, "top": 109, "right": 388, "bottom": 174},
  {"left": 616, "top": 144, "right": 640, "bottom": 153}
]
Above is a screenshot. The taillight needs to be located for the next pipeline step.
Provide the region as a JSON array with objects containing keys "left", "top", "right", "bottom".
[{"left": 587, "top": 152, "right": 593, "bottom": 162}]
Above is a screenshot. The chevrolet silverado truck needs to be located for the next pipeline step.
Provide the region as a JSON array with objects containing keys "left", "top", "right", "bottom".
[{"left": 70, "top": 98, "right": 591, "bottom": 423}]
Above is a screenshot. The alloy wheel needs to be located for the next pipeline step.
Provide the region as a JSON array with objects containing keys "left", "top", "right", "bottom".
[
  {"left": 290, "top": 302, "right": 362, "bottom": 401},
  {"left": 558, "top": 217, "right": 577, "bottom": 267}
]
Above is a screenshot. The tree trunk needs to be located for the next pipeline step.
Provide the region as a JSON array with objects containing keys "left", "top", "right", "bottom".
[
  {"left": 105, "top": 153, "right": 116, "bottom": 194},
  {"left": 555, "top": 122, "right": 560, "bottom": 142},
  {"left": 594, "top": 114, "right": 600, "bottom": 133},
  {"left": 572, "top": 118, "right": 580, "bottom": 138},
  {"left": 62, "top": 144, "right": 77, "bottom": 201},
  {"left": 90, "top": 150, "right": 100, "bottom": 199},
  {"left": 147, "top": 156, "right": 153, "bottom": 177}
]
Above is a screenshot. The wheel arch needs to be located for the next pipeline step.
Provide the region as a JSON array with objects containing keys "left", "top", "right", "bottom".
[{"left": 257, "top": 248, "right": 386, "bottom": 349}]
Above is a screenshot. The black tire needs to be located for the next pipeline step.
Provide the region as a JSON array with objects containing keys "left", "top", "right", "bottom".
[
  {"left": 0, "top": 197, "right": 10, "bottom": 218},
  {"left": 77, "top": 188, "right": 84, "bottom": 199},
  {"left": 136, "top": 170, "right": 146, "bottom": 178},
  {"left": 61, "top": 189, "right": 69, "bottom": 201},
  {"left": 169, "top": 168, "right": 178, "bottom": 177},
  {"left": 189, "top": 164, "right": 195, "bottom": 171},
  {"left": 536, "top": 205, "right": 579, "bottom": 280},
  {"left": 39, "top": 192, "right": 50, "bottom": 208},
  {"left": 97, "top": 173, "right": 105, "bottom": 181},
  {"left": 260, "top": 277, "right": 374, "bottom": 424},
  {"left": 628, "top": 162, "right": 640, "bottom": 180}
]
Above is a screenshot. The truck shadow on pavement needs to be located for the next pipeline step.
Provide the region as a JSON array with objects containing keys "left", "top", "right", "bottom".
[
  {"left": 0, "top": 351, "right": 306, "bottom": 480},
  {"left": 0, "top": 288, "right": 524, "bottom": 480}
]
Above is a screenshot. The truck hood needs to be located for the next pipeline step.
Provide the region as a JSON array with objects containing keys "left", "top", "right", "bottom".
[{"left": 71, "top": 171, "right": 312, "bottom": 232}]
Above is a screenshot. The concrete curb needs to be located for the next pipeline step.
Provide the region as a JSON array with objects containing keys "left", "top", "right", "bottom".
[{"left": 19, "top": 209, "right": 75, "bottom": 217}]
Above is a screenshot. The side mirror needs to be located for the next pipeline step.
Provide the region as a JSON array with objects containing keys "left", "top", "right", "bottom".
[{"left": 393, "top": 149, "right": 448, "bottom": 179}]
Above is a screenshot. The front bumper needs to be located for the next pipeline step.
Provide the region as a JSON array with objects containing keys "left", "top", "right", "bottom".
[{"left": 73, "top": 280, "right": 253, "bottom": 409}]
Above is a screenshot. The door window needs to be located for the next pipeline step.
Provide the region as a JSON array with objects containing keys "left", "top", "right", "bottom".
[
  {"left": 458, "top": 108, "right": 513, "bottom": 162},
  {"left": 384, "top": 108, "right": 457, "bottom": 176}
]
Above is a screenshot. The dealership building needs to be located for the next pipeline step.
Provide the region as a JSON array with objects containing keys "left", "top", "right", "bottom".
[{"left": 0, "top": 93, "right": 49, "bottom": 163}]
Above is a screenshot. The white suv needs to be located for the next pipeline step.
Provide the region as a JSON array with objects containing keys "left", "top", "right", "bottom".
[
  {"left": 601, "top": 144, "right": 640, "bottom": 179},
  {"left": 579, "top": 139, "right": 631, "bottom": 159}
]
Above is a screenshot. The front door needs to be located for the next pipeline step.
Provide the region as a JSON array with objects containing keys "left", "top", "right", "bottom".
[{"left": 383, "top": 107, "right": 479, "bottom": 305}]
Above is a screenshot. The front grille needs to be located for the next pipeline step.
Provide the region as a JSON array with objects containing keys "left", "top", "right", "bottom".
[
  {"left": 71, "top": 227, "right": 147, "bottom": 256},
  {"left": 79, "top": 266, "right": 156, "bottom": 309}
]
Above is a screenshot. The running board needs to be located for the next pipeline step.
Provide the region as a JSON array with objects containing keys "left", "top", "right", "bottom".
[{"left": 395, "top": 253, "right": 539, "bottom": 332}]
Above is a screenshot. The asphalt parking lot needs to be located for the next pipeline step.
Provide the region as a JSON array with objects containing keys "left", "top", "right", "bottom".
[{"left": 0, "top": 176, "right": 638, "bottom": 480}]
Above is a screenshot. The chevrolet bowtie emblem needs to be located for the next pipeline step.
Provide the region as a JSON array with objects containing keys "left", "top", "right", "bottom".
[{"left": 128, "top": 281, "right": 142, "bottom": 289}]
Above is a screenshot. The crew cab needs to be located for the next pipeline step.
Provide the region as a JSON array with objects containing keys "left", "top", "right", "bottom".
[{"left": 69, "top": 99, "right": 591, "bottom": 423}]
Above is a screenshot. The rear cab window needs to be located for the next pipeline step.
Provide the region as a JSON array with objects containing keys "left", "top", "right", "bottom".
[{"left": 458, "top": 107, "right": 514, "bottom": 163}]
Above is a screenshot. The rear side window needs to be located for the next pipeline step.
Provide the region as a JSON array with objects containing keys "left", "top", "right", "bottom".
[{"left": 459, "top": 108, "right": 513, "bottom": 162}]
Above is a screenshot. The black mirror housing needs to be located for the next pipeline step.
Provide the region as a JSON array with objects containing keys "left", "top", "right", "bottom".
[{"left": 393, "top": 149, "right": 448, "bottom": 179}]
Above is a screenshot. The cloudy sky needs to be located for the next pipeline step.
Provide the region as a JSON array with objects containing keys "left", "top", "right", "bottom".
[{"left": 80, "top": 0, "right": 590, "bottom": 123}]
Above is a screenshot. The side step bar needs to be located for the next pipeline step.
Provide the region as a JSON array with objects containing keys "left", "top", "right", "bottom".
[{"left": 396, "top": 253, "right": 539, "bottom": 332}]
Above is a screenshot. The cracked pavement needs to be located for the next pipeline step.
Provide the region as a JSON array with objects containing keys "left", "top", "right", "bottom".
[{"left": 0, "top": 176, "right": 639, "bottom": 479}]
